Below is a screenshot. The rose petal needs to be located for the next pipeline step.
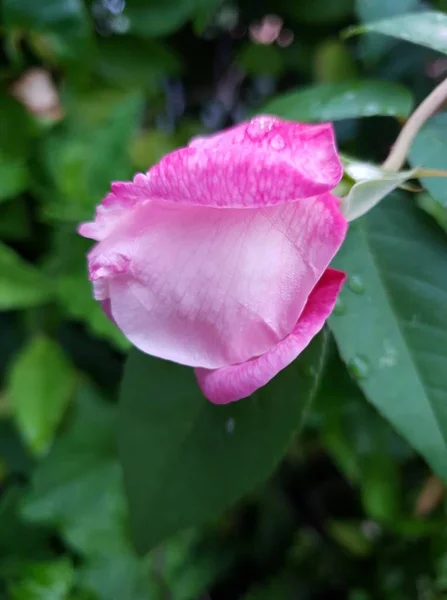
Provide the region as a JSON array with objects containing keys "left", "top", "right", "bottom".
[
  {"left": 88, "top": 194, "right": 346, "bottom": 369},
  {"left": 195, "top": 268, "right": 345, "bottom": 404},
  {"left": 78, "top": 173, "right": 151, "bottom": 241},
  {"left": 146, "top": 116, "right": 342, "bottom": 207}
]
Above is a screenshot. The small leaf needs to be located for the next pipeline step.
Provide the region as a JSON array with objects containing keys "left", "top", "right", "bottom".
[
  {"left": 94, "top": 37, "right": 180, "bottom": 91},
  {"left": 409, "top": 113, "right": 447, "bottom": 207},
  {"left": 2, "top": 0, "right": 93, "bottom": 64},
  {"left": 21, "top": 384, "right": 124, "bottom": 554},
  {"left": 7, "top": 336, "right": 76, "bottom": 455},
  {"left": 262, "top": 80, "right": 413, "bottom": 122},
  {"left": 41, "top": 92, "right": 144, "bottom": 222},
  {"left": 237, "top": 43, "right": 284, "bottom": 76},
  {"left": 123, "top": 0, "right": 220, "bottom": 37},
  {"left": 0, "top": 153, "right": 29, "bottom": 201},
  {"left": 329, "top": 194, "right": 447, "bottom": 481},
  {"left": 341, "top": 167, "right": 418, "bottom": 221},
  {"left": 5, "top": 558, "right": 74, "bottom": 600},
  {"left": 119, "top": 334, "right": 328, "bottom": 554},
  {"left": 0, "top": 242, "right": 52, "bottom": 310},
  {"left": 344, "top": 11, "right": 447, "bottom": 55},
  {"left": 283, "top": 0, "right": 354, "bottom": 24}
]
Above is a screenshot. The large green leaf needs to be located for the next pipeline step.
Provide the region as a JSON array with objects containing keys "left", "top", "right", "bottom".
[
  {"left": 7, "top": 336, "right": 76, "bottom": 456},
  {"left": 262, "top": 81, "right": 413, "bottom": 122},
  {"left": 355, "top": 0, "right": 420, "bottom": 62},
  {"left": 329, "top": 194, "right": 447, "bottom": 480},
  {"left": 409, "top": 114, "right": 447, "bottom": 207},
  {"left": 345, "top": 11, "right": 447, "bottom": 55},
  {"left": 0, "top": 242, "right": 52, "bottom": 310},
  {"left": 119, "top": 334, "right": 328, "bottom": 554},
  {"left": 2, "top": 0, "right": 93, "bottom": 63}
]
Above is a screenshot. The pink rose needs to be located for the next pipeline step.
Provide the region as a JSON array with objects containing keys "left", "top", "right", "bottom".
[{"left": 79, "top": 116, "right": 347, "bottom": 404}]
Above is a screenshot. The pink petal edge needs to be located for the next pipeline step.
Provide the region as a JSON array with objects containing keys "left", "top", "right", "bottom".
[
  {"left": 78, "top": 117, "right": 343, "bottom": 241},
  {"left": 146, "top": 117, "right": 343, "bottom": 207},
  {"left": 195, "top": 268, "right": 346, "bottom": 404}
]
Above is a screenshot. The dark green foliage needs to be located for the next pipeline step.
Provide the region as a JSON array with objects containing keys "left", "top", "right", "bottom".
[{"left": 1, "top": 1, "right": 446, "bottom": 598}]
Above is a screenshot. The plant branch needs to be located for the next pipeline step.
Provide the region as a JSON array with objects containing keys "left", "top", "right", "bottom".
[{"left": 382, "top": 77, "right": 447, "bottom": 172}]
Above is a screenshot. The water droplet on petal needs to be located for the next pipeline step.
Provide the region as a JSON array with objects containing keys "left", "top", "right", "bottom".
[
  {"left": 225, "top": 418, "right": 235, "bottom": 434},
  {"left": 348, "top": 355, "right": 370, "bottom": 380},
  {"left": 333, "top": 297, "right": 346, "bottom": 316},
  {"left": 270, "top": 134, "right": 285, "bottom": 150},
  {"left": 348, "top": 275, "right": 365, "bottom": 294},
  {"left": 246, "top": 116, "right": 277, "bottom": 141}
]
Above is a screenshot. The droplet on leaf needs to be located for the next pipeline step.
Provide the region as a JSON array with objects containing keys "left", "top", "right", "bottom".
[
  {"left": 348, "top": 275, "right": 365, "bottom": 294},
  {"left": 348, "top": 355, "right": 370, "bottom": 379},
  {"left": 333, "top": 296, "right": 346, "bottom": 315}
]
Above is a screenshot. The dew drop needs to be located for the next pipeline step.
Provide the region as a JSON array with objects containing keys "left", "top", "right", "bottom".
[
  {"left": 270, "top": 134, "right": 285, "bottom": 150},
  {"left": 348, "top": 275, "right": 365, "bottom": 294},
  {"left": 226, "top": 418, "right": 235, "bottom": 434},
  {"left": 333, "top": 296, "right": 346, "bottom": 316},
  {"left": 348, "top": 355, "right": 370, "bottom": 379},
  {"left": 246, "top": 116, "right": 276, "bottom": 141}
]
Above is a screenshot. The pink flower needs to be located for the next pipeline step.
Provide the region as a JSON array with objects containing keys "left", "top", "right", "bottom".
[{"left": 79, "top": 116, "right": 347, "bottom": 404}]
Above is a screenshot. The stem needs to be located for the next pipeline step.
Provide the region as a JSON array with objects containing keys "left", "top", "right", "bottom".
[{"left": 382, "top": 77, "right": 447, "bottom": 172}]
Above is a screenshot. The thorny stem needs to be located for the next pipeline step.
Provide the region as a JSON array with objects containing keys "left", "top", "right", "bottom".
[{"left": 382, "top": 77, "right": 447, "bottom": 172}]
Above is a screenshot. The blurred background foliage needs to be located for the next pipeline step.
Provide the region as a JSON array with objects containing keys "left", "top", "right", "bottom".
[{"left": 1, "top": 0, "right": 447, "bottom": 598}]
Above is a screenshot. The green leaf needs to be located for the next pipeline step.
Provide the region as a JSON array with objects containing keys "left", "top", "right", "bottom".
[
  {"left": 0, "top": 153, "right": 29, "bottom": 201},
  {"left": 313, "top": 40, "right": 358, "bottom": 83},
  {"left": 21, "top": 385, "right": 123, "bottom": 555},
  {"left": 417, "top": 192, "right": 447, "bottom": 233},
  {"left": 355, "top": 0, "right": 420, "bottom": 63},
  {"left": 262, "top": 80, "right": 413, "bottom": 122},
  {"left": 0, "top": 486, "right": 52, "bottom": 560},
  {"left": 94, "top": 37, "right": 180, "bottom": 91},
  {"left": 20, "top": 385, "right": 204, "bottom": 600},
  {"left": 119, "top": 333, "right": 328, "bottom": 554},
  {"left": 237, "top": 43, "right": 284, "bottom": 76},
  {"left": 408, "top": 114, "right": 447, "bottom": 207},
  {"left": 0, "top": 242, "right": 52, "bottom": 310},
  {"left": 314, "top": 347, "right": 407, "bottom": 522},
  {"left": 341, "top": 166, "right": 418, "bottom": 221},
  {"left": 282, "top": 0, "right": 354, "bottom": 24},
  {"left": 7, "top": 336, "right": 76, "bottom": 456},
  {"left": 41, "top": 92, "right": 143, "bottom": 222},
  {"left": 0, "top": 199, "right": 31, "bottom": 241},
  {"left": 0, "top": 93, "right": 36, "bottom": 158},
  {"left": 123, "top": 0, "right": 220, "bottom": 37},
  {"left": 2, "top": 0, "right": 93, "bottom": 64},
  {"left": 345, "top": 11, "right": 447, "bottom": 55},
  {"left": 329, "top": 194, "right": 447, "bottom": 481},
  {"left": 5, "top": 558, "right": 74, "bottom": 600}
]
